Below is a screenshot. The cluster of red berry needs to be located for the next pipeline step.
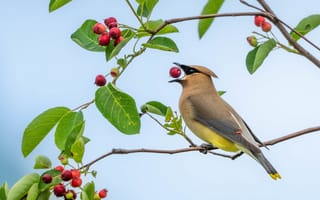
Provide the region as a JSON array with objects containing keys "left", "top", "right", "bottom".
[
  {"left": 42, "top": 165, "right": 108, "bottom": 199},
  {"left": 247, "top": 15, "right": 273, "bottom": 47},
  {"left": 254, "top": 15, "right": 272, "bottom": 32},
  {"left": 93, "top": 17, "right": 124, "bottom": 46}
]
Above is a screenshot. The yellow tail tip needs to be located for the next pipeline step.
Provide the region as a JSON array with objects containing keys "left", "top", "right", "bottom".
[{"left": 269, "top": 173, "right": 282, "bottom": 180}]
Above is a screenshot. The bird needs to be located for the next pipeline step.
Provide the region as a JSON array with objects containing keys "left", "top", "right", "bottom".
[{"left": 169, "top": 62, "right": 281, "bottom": 180}]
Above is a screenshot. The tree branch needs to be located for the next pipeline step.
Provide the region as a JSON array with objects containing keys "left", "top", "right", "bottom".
[
  {"left": 256, "top": 0, "right": 320, "bottom": 68},
  {"left": 149, "top": 8, "right": 320, "bottom": 69},
  {"left": 263, "top": 126, "right": 320, "bottom": 146},
  {"left": 81, "top": 126, "right": 320, "bottom": 170}
]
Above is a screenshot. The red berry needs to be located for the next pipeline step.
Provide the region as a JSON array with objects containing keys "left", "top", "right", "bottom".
[
  {"left": 71, "top": 169, "right": 81, "bottom": 179},
  {"left": 246, "top": 36, "right": 258, "bottom": 47},
  {"left": 64, "top": 189, "right": 77, "bottom": 200},
  {"left": 169, "top": 67, "right": 181, "bottom": 78},
  {"left": 61, "top": 170, "right": 73, "bottom": 181},
  {"left": 261, "top": 21, "right": 272, "bottom": 32},
  {"left": 107, "top": 22, "right": 118, "bottom": 29},
  {"left": 110, "top": 68, "right": 119, "bottom": 78},
  {"left": 114, "top": 36, "right": 124, "bottom": 46},
  {"left": 42, "top": 174, "right": 52, "bottom": 184},
  {"left": 55, "top": 165, "right": 64, "bottom": 172},
  {"left": 98, "top": 32, "right": 110, "bottom": 46},
  {"left": 254, "top": 15, "right": 265, "bottom": 27},
  {"left": 95, "top": 74, "right": 107, "bottom": 86},
  {"left": 53, "top": 184, "right": 66, "bottom": 197},
  {"left": 109, "top": 27, "right": 121, "bottom": 39},
  {"left": 71, "top": 177, "right": 82, "bottom": 187},
  {"left": 93, "top": 23, "right": 106, "bottom": 34},
  {"left": 104, "top": 17, "right": 117, "bottom": 28},
  {"left": 98, "top": 189, "right": 108, "bottom": 198}
]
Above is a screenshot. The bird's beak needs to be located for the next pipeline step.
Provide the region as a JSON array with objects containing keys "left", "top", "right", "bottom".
[
  {"left": 173, "top": 62, "right": 190, "bottom": 74},
  {"left": 168, "top": 79, "right": 180, "bottom": 83}
]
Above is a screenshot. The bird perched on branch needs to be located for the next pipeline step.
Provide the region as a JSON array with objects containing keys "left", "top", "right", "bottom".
[{"left": 169, "top": 63, "right": 281, "bottom": 180}]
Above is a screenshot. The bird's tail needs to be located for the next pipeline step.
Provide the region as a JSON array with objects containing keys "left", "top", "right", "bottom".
[{"left": 253, "top": 152, "right": 281, "bottom": 180}]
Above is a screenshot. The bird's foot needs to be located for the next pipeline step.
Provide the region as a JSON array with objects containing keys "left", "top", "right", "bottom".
[
  {"left": 231, "top": 152, "right": 243, "bottom": 160},
  {"left": 199, "top": 143, "right": 216, "bottom": 154}
]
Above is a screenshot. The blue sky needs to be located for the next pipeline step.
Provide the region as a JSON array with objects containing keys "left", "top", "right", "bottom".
[{"left": 1, "top": 0, "right": 320, "bottom": 199}]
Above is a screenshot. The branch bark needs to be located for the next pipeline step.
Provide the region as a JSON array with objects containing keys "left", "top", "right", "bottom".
[
  {"left": 148, "top": 7, "right": 320, "bottom": 69},
  {"left": 82, "top": 126, "right": 320, "bottom": 170},
  {"left": 256, "top": 0, "right": 320, "bottom": 68}
]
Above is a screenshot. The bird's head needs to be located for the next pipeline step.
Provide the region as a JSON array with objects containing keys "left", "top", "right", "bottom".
[{"left": 169, "top": 62, "right": 218, "bottom": 85}]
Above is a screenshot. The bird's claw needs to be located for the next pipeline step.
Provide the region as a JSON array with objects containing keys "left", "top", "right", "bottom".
[{"left": 199, "top": 143, "right": 215, "bottom": 154}]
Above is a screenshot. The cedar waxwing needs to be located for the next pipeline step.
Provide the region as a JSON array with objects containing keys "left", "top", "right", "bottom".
[{"left": 169, "top": 63, "right": 281, "bottom": 180}]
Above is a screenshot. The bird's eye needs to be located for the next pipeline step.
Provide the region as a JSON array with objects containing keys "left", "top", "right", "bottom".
[{"left": 185, "top": 68, "right": 199, "bottom": 75}]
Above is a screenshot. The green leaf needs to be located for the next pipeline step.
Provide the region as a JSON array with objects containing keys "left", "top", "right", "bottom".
[
  {"left": 137, "top": 0, "right": 159, "bottom": 18},
  {"left": 36, "top": 190, "right": 51, "bottom": 200},
  {"left": 7, "top": 173, "right": 40, "bottom": 200},
  {"left": 198, "top": 0, "right": 224, "bottom": 38},
  {"left": 137, "top": 19, "right": 179, "bottom": 38},
  {"left": 142, "top": 37, "right": 179, "bottom": 52},
  {"left": 141, "top": 101, "right": 168, "bottom": 116},
  {"left": 290, "top": 14, "right": 320, "bottom": 41},
  {"left": 165, "top": 107, "right": 173, "bottom": 122},
  {"left": 81, "top": 191, "right": 89, "bottom": 200},
  {"left": 95, "top": 83, "right": 141, "bottom": 134},
  {"left": 91, "top": 170, "right": 97, "bottom": 178},
  {"left": 22, "top": 107, "right": 70, "bottom": 157},
  {"left": 105, "top": 29, "right": 135, "bottom": 61},
  {"left": 34, "top": 155, "right": 52, "bottom": 169},
  {"left": 71, "top": 19, "right": 106, "bottom": 52},
  {"left": 64, "top": 121, "right": 85, "bottom": 157},
  {"left": 0, "top": 183, "right": 9, "bottom": 200},
  {"left": 117, "top": 58, "right": 127, "bottom": 67},
  {"left": 55, "top": 111, "right": 84, "bottom": 150},
  {"left": 82, "top": 182, "right": 95, "bottom": 200},
  {"left": 82, "top": 136, "right": 90, "bottom": 144},
  {"left": 71, "top": 137, "right": 85, "bottom": 163},
  {"left": 217, "top": 90, "right": 226, "bottom": 96},
  {"left": 26, "top": 183, "right": 39, "bottom": 200},
  {"left": 39, "top": 169, "right": 62, "bottom": 192},
  {"left": 49, "top": 0, "right": 71, "bottom": 12},
  {"left": 246, "top": 39, "right": 276, "bottom": 74}
]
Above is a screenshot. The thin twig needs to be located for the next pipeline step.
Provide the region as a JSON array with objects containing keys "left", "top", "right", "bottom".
[
  {"left": 81, "top": 146, "right": 204, "bottom": 170},
  {"left": 253, "top": 31, "right": 299, "bottom": 54},
  {"left": 240, "top": 0, "right": 320, "bottom": 52},
  {"left": 263, "top": 126, "right": 320, "bottom": 146},
  {"left": 276, "top": 18, "right": 320, "bottom": 52},
  {"left": 153, "top": 11, "right": 267, "bottom": 34},
  {"left": 81, "top": 125, "right": 320, "bottom": 169},
  {"left": 124, "top": 0, "right": 145, "bottom": 29},
  {"left": 72, "top": 99, "right": 95, "bottom": 111},
  {"left": 239, "top": 0, "right": 264, "bottom": 12},
  {"left": 256, "top": 0, "right": 320, "bottom": 68}
]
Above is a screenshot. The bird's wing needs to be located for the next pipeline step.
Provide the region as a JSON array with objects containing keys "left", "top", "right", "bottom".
[
  {"left": 241, "top": 118, "right": 268, "bottom": 149},
  {"left": 189, "top": 96, "right": 260, "bottom": 153}
]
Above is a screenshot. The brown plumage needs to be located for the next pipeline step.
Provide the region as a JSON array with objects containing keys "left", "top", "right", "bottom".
[{"left": 170, "top": 63, "right": 281, "bottom": 180}]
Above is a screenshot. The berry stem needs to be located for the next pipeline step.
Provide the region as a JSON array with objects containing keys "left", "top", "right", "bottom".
[
  {"left": 252, "top": 31, "right": 299, "bottom": 54},
  {"left": 112, "top": 46, "right": 146, "bottom": 84},
  {"left": 72, "top": 99, "right": 95, "bottom": 111},
  {"left": 124, "top": 0, "right": 146, "bottom": 29}
]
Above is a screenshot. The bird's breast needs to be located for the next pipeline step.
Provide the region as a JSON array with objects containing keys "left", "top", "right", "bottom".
[{"left": 179, "top": 96, "right": 239, "bottom": 152}]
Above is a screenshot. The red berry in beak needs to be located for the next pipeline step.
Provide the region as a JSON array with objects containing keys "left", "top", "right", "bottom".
[{"left": 169, "top": 67, "right": 181, "bottom": 78}]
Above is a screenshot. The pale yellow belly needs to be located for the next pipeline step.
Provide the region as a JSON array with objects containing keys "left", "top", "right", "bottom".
[{"left": 187, "top": 120, "right": 239, "bottom": 152}]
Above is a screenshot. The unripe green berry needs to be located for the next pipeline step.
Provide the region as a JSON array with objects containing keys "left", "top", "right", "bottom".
[{"left": 246, "top": 36, "right": 258, "bottom": 47}]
